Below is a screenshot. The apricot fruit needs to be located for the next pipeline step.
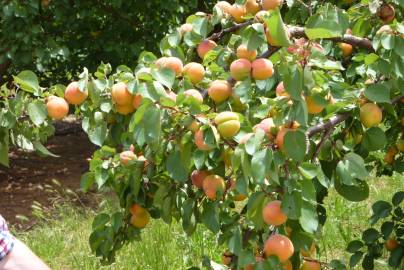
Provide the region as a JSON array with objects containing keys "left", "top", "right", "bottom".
[
  {"left": 64, "top": 81, "right": 88, "bottom": 105},
  {"left": 276, "top": 82, "right": 289, "bottom": 97},
  {"left": 253, "top": 117, "right": 276, "bottom": 139},
  {"left": 240, "top": 133, "right": 254, "bottom": 144},
  {"left": 202, "top": 175, "right": 226, "bottom": 200},
  {"left": 275, "top": 126, "right": 290, "bottom": 150},
  {"left": 180, "top": 23, "right": 193, "bottom": 34},
  {"left": 230, "top": 59, "right": 252, "bottom": 81},
  {"left": 300, "top": 261, "right": 321, "bottom": 270},
  {"left": 157, "top": 56, "right": 183, "bottom": 76},
  {"left": 262, "top": 0, "right": 283, "bottom": 10},
  {"left": 197, "top": 40, "right": 217, "bottom": 59},
  {"left": 306, "top": 96, "right": 325, "bottom": 114},
  {"left": 384, "top": 147, "right": 398, "bottom": 164},
  {"left": 266, "top": 26, "right": 290, "bottom": 47},
  {"left": 184, "top": 89, "right": 204, "bottom": 104},
  {"left": 245, "top": 0, "right": 260, "bottom": 15},
  {"left": 385, "top": 238, "right": 399, "bottom": 251},
  {"left": 252, "top": 58, "right": 274, "bottom": 80},
  {"left": 166, "top": 90, "right": 177, "bottom": 102},
  {"left": 264, "top": 234, "right": 294, "bottom": 262},
  {"left": 214, "top": 111, "right": 240, "bottom": 138},
  {"left": 194, "top": 129, "right": 214, "bottom": 151},
  {"left": 191, "top": 170, "right": 210, "bottom": 189},
  {"left": 360, "top": 103, "right": 382, "bottom": 128},
  {"left": 183, "top": 62, "right": 205, "bottom": 84},
  {"left": 283, "top": 260, "right": 292, "bottom": 270},
  {"left": 208, "top": 80, "right": 232, "bottom": 103},
  {"left": 112, "top": 82, "right": 133, "bottom": 105},
  {"left": 116, "top": 103, "right": 135, "bottom": 115},
  {"left": 236, "top": 44, "right": 257, "bottom": 61},
  {"left": 221, "top": 251, "right": 232, "bottom": 266},
  {"left": 46, "top": 96, "right": 69, "bottom": 120},
  {"left": 229, "top": 4, "right": 247, "bottom": 22},
  {"left": 120, "top": 150, "right": 136, "bottom": 166},
  {"left": 215, "top": 1, "right": 232, "bottom": 14},
  {"left": 130, "top": 204, "right": 150, "bottom": 229},
  {"left": 339, "top": 43, "right": 353, "bottom": 57},
  {"left": 262, "top": 200, "right": 288, "bottom": 226},
  {"left": 132, "top": 94, "right": 143, "bottom": 109},
  {"left": 378, "top": 3, "right": 395, "bottom": 24},
  {"left": 376, "top": 25, "right": 394, "bottom": 35}
]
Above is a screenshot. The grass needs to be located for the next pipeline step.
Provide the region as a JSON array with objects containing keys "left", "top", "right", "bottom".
[{"left": 13, "top": 173, "right": 403, "bottom": 270}]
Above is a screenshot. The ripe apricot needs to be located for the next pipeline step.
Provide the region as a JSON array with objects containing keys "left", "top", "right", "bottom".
[
  {"left": 191, "top": 170, "right": 210, "bottom": 189},
  {"left": 229, "top": 4, "right": 247, "bottom": 22},
  {"left": 236, "top": 44, "right": 257, "bottom": 61},
  {"left": 112, "top": 82, "right": 133, "bottom": 105},
  {"left": 221, "top": 251, "right": 233, "bottom": 266},
  {"left": 252, "top": 58, "right": 274, "bottom": 80},
  {"left": 208, "top": 80, "right": 232, "bottom": 103},
  {"left": 120, "top": 150, "right": 136, "bottom": 166},
  {"left": 339, "top": 43, "right": 353, "bottom": 57},
  {"left": 116, "top": 103, "right": 135, "bottom": 115},
  {"left": 197, "top": 40, "right": 217, "bottom": 59},
  {"left": 300, "top": 261, "right": 321, "bottom": 270},
  {"left": 276, "top": 82, "right": 289, "bottom": 97},
  {"left": 385, "top": 238, "right": 399, "bottom": 251},
  {"left": 202, "top": 175, "right": 226, "bottom": 200},
  {"left": 384, "top": 147, "right": 398, "bottom": 164},
  {"left": 214, "top": 111, "right": 241, "bottom": 138},
  {"left": 262, "top": 200, "right": 287, "bottom": 226},
  {"left": 184, "top": 89, "right": 204, "bottom": 104},
  {"left": 376, "top": 25, "right": 394, "bottom": 35},
  {"left": 283, "top": 260, "right": 292, "bottom": 270},
  {"left": 180, "top": 23, "right": 193, "bottom": 34},
  {"left": 245, "top": 0, "right": 261, "bottom": 15},
  {"left": 64, "top": 81, "right": 88, "bottom": 105},
  {"left": 378, "top": 3, "right": 395, "bottom": 24},
  {"left": 264, "top": 234, "right": 294, "bottom": 262},
  {"left": 215, "top": 1, "right": 232, "bottom": 14},
  {"left": 306, "top": 96, "right": 325, "bottom": 114},
  {"left": 240, "top": 133, "right": 254, "bottom": 144},
  {"left": 255, "top": 10, "right": 269, "bottom": 23},
  {"left": 360, "top": 103, "right": 382, "bottom": 128},
  {"left": 262, "top": 0, "right": 283, "bottom": 10},
  {"left": 194, "top": 129, "right": 214, "bottom": 151},
  {"left": 157, "top": 56, "right": 183, "bottom": 76},
  {"left": 46, "top": 96, "right": 69, "bottom": 120},
  {"left": 132, "top": 94, "right": 143, "bottom": 109},
  {"left": 130, "top": 204, "right": 150, "bottom": 229},
  {"left": 275, "top": 126, "right": 291, "bottom": 150},
  {"left": 230, "top": 59, "right": 252, "bottom": 81},
  {"left": 266, "top": 26, "right": 290, "bottom": 47},
  {"left": 253, "top": 117, "right": 276, "bottom": 139},
  {"left": 183, "top": 62, "right": 205, "bottom": 84},
  {"left": 166, "top": 90, "right": 177, "bottom": 102}
]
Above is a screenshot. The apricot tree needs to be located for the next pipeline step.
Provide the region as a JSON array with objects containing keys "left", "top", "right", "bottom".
[{"left": 1, "top": 0, "right": 404, "bottom": 269}]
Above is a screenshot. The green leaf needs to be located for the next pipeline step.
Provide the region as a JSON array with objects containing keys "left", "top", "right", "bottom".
[
  {"left": 27, "top": 100, "right": 47, "bottom": 127},
  {"left": 362, "top": 228, "right": 380, "bottom": 244},
  {"left": 88, "top": 123, "right": 108, "bottom": 146},
  {"left": 151, "top": 68, "right": 175, "bottom": 89},
  {"left": 350, "top": 252, "right": 364, "bottom": 268},
  {"left": 241, "top": 24, "right": 267, "bottom": 51},
  {"left": 305, "top": 4, "right": 349, "bottom": 39},
  {"left": 166, "top": 151, "right": 188, "bottom": 183},
  {"left": 251, "top": 149, "right": 271, "bottom": 184},
  {"left": 0, "top": 138, "right": 9, "bottom": 167},
  {"left": 81, "top": 172, "right": 95, "bottom": 192},
  {"left": 202, "top": 202, "right": 220, "bottom": 233},
  {"left": 347, "top": 240, "right": 364, "bottom": 253},
  {"left": 392, "top": 191, "right": 404, "bottom": 206},
  {"left": 335, "top": 178, "right": 369, "bottom": 202},
  {"left": 228, "top": 227, "right": 242, "bottom": 255},
  {"left": 247, "top": 192, "right": 266, "bottom": 229},
  {"left": 299, "top": 200, "right": 318, "bottom": 233},
  {"left": 282, "top": 191, "right": 302, "bottom": 220},
  {"left": 284, "top": 130, "right": 307, "bottom": 162},
  {"left": 370, "top": 201, "right": 392, "bottom": 225},
  {"left": 33, "top": 141, "right": 59, "bottom": 157},
  {"left": 336, "top": 153, "right": 368, "bottom": 185},
  {"left": 364, "top": 83, "right": 391, "bottom": 103},
  {"left": 362, "top": 127, "right": 387, "bottom": 151},
  {"left": 263, "top": 9, "right": 291, "bottom": 47},
  {"left": 13, "top": 70, "right": 40, "bottom": 95},
  {"left": 298, "top": 163, "right": 319, "bottom": 179}
]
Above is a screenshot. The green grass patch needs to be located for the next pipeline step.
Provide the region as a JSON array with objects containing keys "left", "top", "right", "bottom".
[{"left": 14, "top": 174, "right": 403, "bottom": 270}]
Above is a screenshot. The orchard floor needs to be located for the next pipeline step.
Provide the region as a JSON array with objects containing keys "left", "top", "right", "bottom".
[{"left": 0, "top": 131, "right": 96, "bottom": 228}]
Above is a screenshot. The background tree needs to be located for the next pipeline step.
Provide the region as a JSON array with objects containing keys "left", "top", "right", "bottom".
[{"left": 0, "top": 0, "right": 216, "bottom": 84}]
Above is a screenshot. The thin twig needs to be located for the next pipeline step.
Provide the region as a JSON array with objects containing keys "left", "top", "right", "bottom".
[
  {"left": 312, "top": 127, "right": 334, "bottom": 161},
  {"left": 209, "top": 20, "right": 253, "bottom": 41}
]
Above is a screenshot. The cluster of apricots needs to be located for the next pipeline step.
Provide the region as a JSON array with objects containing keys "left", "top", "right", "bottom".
[
  {"left": 46, "top": 81, "right": 88, "bottom": 120},
  {"left": 129, "top": 203, "right": 150, "bottom": 229}
]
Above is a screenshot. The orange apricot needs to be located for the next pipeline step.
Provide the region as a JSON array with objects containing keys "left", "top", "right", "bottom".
[
  {"left": 262, "top": 0, "right": 283, "bottom": 10},
  {"left": 306, "top": 96, "right": 325, "bottom": 114},
  {"left": 230, "top": 59, "right": 252, "bottom": 81},
  {"left": 236, "top": 44, "right": 257, "bottom": 61},
  {"left": 191, "top": 170, "right": 210, "bottom": 189},
  {"left": 252, "top": 58, "right": 274, "bottom": 80},
  {"left": 360, "top": 103, "right": 382, "bottom": 128},
  {"left": 64, "top": 81, "right": 88, "bottom": 105},
  {"left": 264, "top": 234, "right": 294, "bottom": 262},
  {"left": 197, "top": 40, "right": 217, "bottom": 59},
  {"left": 183, "top": 62, "right": 205, "bottom": 84},
  {"left": 262, "top": 200, "right": 288, "bottom": 226},
  {"left": 112, "top": 82, "right": 133, "bottom": 105},
  {"left": 208, "top": 80, "right": 232, "bottom": 103},
  {"left": 46, "top": 96, "right": 69, "bottom": 120},
  {"left": 184, "top": 89, "right": 204, "bottom": 104},
  {"left": 202, "top": 175, "right": 226, "bottom": 200},
  {"left": 300, "top": 261, "right": 321, "bottom": 270}
]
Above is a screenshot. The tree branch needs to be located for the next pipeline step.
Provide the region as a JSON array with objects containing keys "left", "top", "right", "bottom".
[
  {"left": 307, "top": 113, "right": 349, "bottom": 138},
  {"left": 209, "top": 20, "right": 253, "bottom": 41},
  {"left": 288, "top": 26, "right": 375, "bottom": 52},
  {"left": 311, "top": 127, "right": 334, "bottom": 161}
]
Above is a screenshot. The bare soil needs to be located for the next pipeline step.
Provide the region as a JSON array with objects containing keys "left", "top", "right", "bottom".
[{"left": 0, "top": 131, "right": 96, "bottom": 228}]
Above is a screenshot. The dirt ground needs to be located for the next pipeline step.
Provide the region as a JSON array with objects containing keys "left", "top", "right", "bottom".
[{"left": 0, "top": 131, "right": 96, "bottom": 228}]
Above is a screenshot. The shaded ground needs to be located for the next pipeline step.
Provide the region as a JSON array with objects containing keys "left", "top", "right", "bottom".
[{"left": 0, "top": 131, "right": 96, "bottom": 227}]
